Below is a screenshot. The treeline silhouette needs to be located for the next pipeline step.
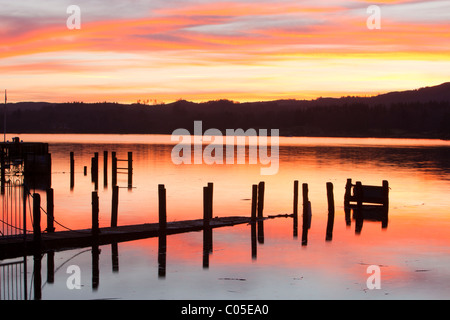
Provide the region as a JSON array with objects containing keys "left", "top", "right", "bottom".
[{"left": 4, "top": 82, "right": 450, "bottom": 139}]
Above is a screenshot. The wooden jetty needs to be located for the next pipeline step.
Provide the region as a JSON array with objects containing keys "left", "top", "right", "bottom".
[{"left": 0, "top": 216, "right": 260, "bottom": 260}]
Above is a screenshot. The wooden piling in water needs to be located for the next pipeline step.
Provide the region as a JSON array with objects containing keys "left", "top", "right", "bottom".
[
  {"left": 158, "top": 184, "right": 167, "bottom": 232},
  {"left": 33, "top": 193, "right": 41, "bottom": 245},
  {"left": 257, "top": 181, "right": 265, "bottom": 244},
  {"left": 92, "top": 154, "right": 99, "bottom": 190},
  {"left": 127, "top": 152, "right": 133, "bottom": 189},
  {"left": 207, "top": 182, "right": 213, "bottom": 218},
  {"left": 293, "top": 180, "right": 299, "bottom": 238},
  {"left": 202, "top": 183, "right": 213, "bottom": 223},
  {"left": 382, "top": 180, "right": 389, "bottom": 228},
  {"left": 70, "top": 152, "right": 74, "bottom": 189},
  {"left": 92, "top": 191, "right": 99, "bottom": 237},
  {"left": 354, "top": 181, "right": 363, "bottom": 234},
  {"left": 111, "top": 185, "right": 119, "bottom": 228},
  {"left": 251, "top": 184, "right": 257, "bottom": 221},
  {"left": 301, "top": 183, "right": 309, "bottom": 246},
  {"left": 46, "top": 188, "right": 55, "bottom": 233},
  {"left": 325, "top": 182, "right": 335, "bottom": 241},
  {"left": 257, "top": 181, "right": 265, "bottom": 219},
  {"left": 203, "top": 183, "right": 213, "bottom": 267},
  {"left": 104, "top": 151, "right": 108, "bottom": 188},
  {"left": 344, "top": 178, "right": 352, "bottom": 208},
  {"left": 112, "top": 152, "right": 117, "bottom": 187}
]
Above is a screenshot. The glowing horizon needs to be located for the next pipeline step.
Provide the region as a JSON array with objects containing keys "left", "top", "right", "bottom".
[{"left": 0, "top": 0, "right": 449, "bottom": 104}]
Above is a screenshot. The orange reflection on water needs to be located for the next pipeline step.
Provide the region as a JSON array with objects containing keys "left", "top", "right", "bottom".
[{"left": 5, "top": 134, "right": 450, "bottom": 299}]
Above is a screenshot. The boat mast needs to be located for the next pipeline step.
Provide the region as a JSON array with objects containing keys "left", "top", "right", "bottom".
[{"left": 3, "top": 89, "right": 6, "bottom": 143}]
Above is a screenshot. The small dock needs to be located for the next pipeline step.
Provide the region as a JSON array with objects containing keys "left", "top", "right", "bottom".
[{"left": 0, "top": 216, "right": 257, "bottom": 260}]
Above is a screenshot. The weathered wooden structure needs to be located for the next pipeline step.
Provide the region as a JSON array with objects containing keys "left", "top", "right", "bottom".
[{"left": 344, "top": 179, "right": 389, "bottom": 231}]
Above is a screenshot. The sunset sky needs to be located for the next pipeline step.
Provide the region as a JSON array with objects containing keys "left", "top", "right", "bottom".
[{"left": 1, "top": 0, "right": 449, "bottom": 103}]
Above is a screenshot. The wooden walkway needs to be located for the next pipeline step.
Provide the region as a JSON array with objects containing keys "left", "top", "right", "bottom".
[{"left": 0, "top": 216, "right": 262, "bottom": 260}]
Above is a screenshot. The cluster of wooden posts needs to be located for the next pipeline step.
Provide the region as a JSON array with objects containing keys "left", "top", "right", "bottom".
[
  {"left": 17, "top": 153, "right": 390, "bottom": 258},
  {"left": 70, "top": 151, "right": 133, "bottom": 190}
]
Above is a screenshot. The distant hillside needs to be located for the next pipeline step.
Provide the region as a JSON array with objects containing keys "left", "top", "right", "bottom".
[{"left": 3, "top": 82, "right": 450, "bottom": 139}]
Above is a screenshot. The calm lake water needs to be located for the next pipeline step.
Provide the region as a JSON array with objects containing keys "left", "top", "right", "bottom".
[{"left": 1, "top": 134, "right": 450, "bottom": 300}]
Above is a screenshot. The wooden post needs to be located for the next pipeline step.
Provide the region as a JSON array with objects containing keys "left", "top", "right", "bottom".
[
  {"left": 382, "top": 180, "right": 389, "bottom": 228},
  {"left": 112, "top": 152, "right": 117, "bottom": 187},
  {"left": 158, "top": 184, "right": 167, "bottom": 232},
  {"left": 354, "top": 181, "right": 363, "bottom": 234},
  {"left": 257, "top": 181, "right": 265, "bottom": 244},
  {"left": 33, "top": 193, "right": 41, "bottom": 245},
  {"left": 70, "top": 152, "right": 74, "bottom": 189},
  {"left": 207, "top": 182, "right": 213, "bottom": 219},
  {"left": 103, "top": 151, "right": 108, "bottom": 188},
  {"left": 203, "top": 184, "right": 213, "bottom": 267},
  {"left": 92, "top": 153, "right": 99, "bottom": 190},
  {"left": 127, "top": 152, "right": 133, "bottom": 189},
  {"left": 257, "top": 181, "right": 265, "bottom": 219},
  {"left": 382, "top": 180, "right": 389, "bottom": 208},
  {"left": 293, "top": 180, "right": 299, "bottom": 238},
  {"left": 325, "top": 182, "right": 335, "bottom": 241},
  {"left": 301, "top": 183, "right": 309, "bottom": 246},
  {"left": 83, "top": 166, "right": 87, "bottom": 176},
  {"left": 251, "top": 184, "right": 257, "bottom": 221},
  {"left": 91, "top": 191, "right": 99, "bottom": 237},
  {"left": 111, "top": 185, "right": 119, "bottom": 227},
  {"left": 344, "top": 178, "right": 352, "bottom": 208},
  {"left": 203, "top": 186, "right": 210, "bottom": 228},
  {"left": 46, "top": 188, "right": 55, "bottom": 233}
]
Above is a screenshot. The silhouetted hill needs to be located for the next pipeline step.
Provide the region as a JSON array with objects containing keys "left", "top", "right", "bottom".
[{"left": 4, "top": 82, "right": 450, "bottom": 139}]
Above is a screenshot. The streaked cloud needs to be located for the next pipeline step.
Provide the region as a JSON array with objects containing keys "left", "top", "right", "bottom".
[{"left": 0, "top": 0, "right": 448, "bottom": 103}]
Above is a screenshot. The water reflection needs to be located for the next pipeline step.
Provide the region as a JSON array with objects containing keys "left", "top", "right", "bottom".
[{"left": 1, "top": 135, "right": 450, "bottom": 300}]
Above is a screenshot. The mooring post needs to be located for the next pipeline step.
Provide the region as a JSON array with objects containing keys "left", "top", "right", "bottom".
[
  {"left": 207, "top": 182, "right": 213, "bottom": 219},
  {"left": 112, "top": 152, "right": 117, "bottom": 187},
  {"left": 344, "top": 178, "right": 352, "bottom": 208},
  {"left": 127, "top": 152, "right": 133, "bottom": 189},
  {"left": 301, "top": 183, "right": 309, "bottom": 246},
  {"left": 355, "top": 181, "right": 363, "bottom": 234},
  {"left": 104, "top": 151, "right": 108, "bottom": 188},
  {"left": 257, "top": 181, "right": 265, "bottom": 244},
  {"left": 158, "top": 184, "right": 167, "bottom": 232},
  {"left": 70, "top": 152, "right": 74, "bottom": 189},
  {"left": 33, "top": 193, "right": 42, "bottom": 246},
  {"left": 46, "top": 188, "right": 55, "bottom": 233},
  {"left": 92, "top": 153, "right": 99, "bottom": 190},
  {"left": 203, "top": 183, "right": 213, "bottom": 264},
  {"left": 257, "top": 181, "right": 265, "bottom": 219},
  {"left": 326, "top": 182, "right": 335, "bottom": 241},
  {"left": 203, "top": 186, "right": 210, "bottom": 228},
  {"left": 92, "top": 191, "right": 99, "bottom": 237},
  {"left": 111, "top": 185, "right": 119, "bottom": 227},
  {"left": 382, "top": 180, "right": 389, "bottom": 208},
  {"left": 251, "top": 184, "right": 257, "bottom": 221},
  {"left": 382, "top": 180, "right": 389, "bottom": 228},
  {"left": 293, "top": 180, "right": 299, "bottom": 238}
]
